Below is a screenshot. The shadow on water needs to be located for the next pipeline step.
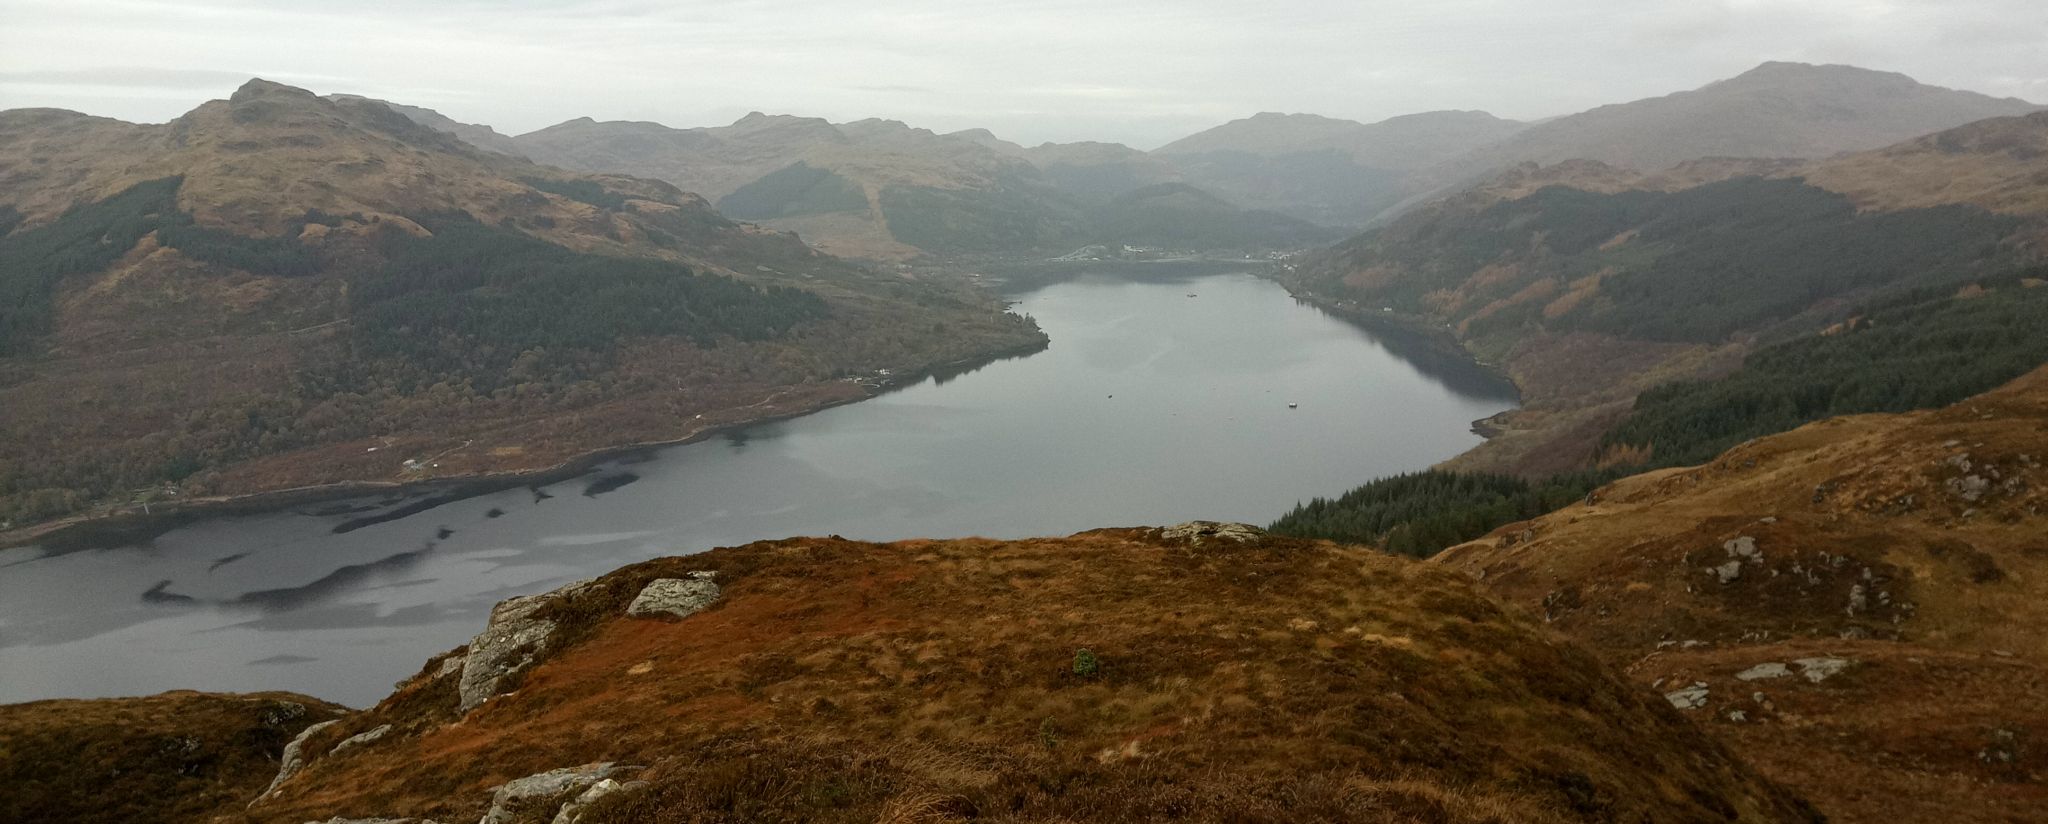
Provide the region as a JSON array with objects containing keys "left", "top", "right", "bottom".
[
  {"left": 141, "top": 580, "right": 197, "bottom": 605},
  {"left": 330, "top": 490, "right": 485, "bottom": 534},
  {"left": 231, "top": 544, "right": 434, "bottom": 611},
  {"left": 1299, "top": 302, "right": 1521, "bottom": 404},
  {"left": 207, "top": 552, "right": 249, "bottom": 573},
  {"left": 581, "top": 472, "right": 642, "bottom": 498}
]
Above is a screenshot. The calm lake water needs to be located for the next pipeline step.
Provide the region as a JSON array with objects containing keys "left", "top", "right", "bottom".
[{"left": 0, "top": 270, "right": 1515, "bottom": 706}]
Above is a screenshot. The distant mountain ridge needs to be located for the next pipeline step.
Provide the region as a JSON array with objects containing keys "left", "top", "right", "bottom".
[
  {"left": 1152, "top": 62, "right": 2040, "bottom": 226},
  {"left": 1442, "top": 61, "right": 2042, "bottom": 175},
  {"left": 1284, "top": 108, "right": 2048, "bottom": 478},
  {"left": 505, "top": 111, "right": 1314, "bottom": 260}
]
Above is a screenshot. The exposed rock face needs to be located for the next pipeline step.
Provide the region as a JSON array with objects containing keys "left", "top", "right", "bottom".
[
  {"left": 479, "top": 763, "right": 632, "bottom": 824},
  {"left": 1736, "top": 662, "right": 1792, "bottom": 681},
  {"left": 624, "top": 573, "right": 720, "bottom": 619},
  {"left": 1665, "top": 683, "right": 1711, "bottom": 710},
  {"left": 329, "top": 723, "right": 392, "bottom": 757},
  {"left": 302, "top": 818, "right": 441, "bottom": 824},
  {"left": 1793, "top": 657, "right": 1853, "bottom": 683},
  {"left": 549, "top": 778, "right": 645, "bottom": 824},
  {"left": 1155, "top": 520, "right": 1265, "bottom": 545},
  {"left": 458, "top": 581, "right": 591, "bottom": 713},
  {"left": 263, "top": 718, "right": 341, "bottom": 797}
]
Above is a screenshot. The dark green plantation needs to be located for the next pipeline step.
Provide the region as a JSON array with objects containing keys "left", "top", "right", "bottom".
[
  {"left": 1270, "top": 469, "right": 1613, "bottom": 557},
  {"left": 342, "top": 212, "right": 828, "bottom": 392},
  {"left": 0, "top": 178, "right": 183, "bottom": 354},
  {"left": 716, "top": 163, "right": 869, "bottom": 220},
  {"left": 1601, "top": 274, "right": 2048, "bottom": 467}
]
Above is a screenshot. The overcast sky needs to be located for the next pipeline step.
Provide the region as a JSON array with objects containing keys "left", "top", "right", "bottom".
[{"left": 2, "top": 0, "right": 2044, "bottom": 148}]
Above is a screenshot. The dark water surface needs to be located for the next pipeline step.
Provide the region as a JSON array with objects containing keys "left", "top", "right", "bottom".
[{"left": 0, "top": 271, "right": 1515, "bottom": 706}]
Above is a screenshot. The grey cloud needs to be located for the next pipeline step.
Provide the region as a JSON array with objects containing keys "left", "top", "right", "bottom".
[{"left": 0, "top": 0, "right": 2042, "bottom": 148}]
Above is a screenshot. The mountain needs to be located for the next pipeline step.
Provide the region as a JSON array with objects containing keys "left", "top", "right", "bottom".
[
  {"left": 1434, "top": 364, "right": 2048, "bottom": 823},
  {"left": 1154, "top": 110, "right": 1528, "bottom": 227},
  {"left": 13, "top": 525, "right": 1823, "bottom": 823},
  {"left": 514, "top": 114, "right": 1317, "bottom": 260},
  {"left": 324, "top": 95, "right": 528, "bottom": 158},
  {"left": 1429, "top": 62, "right": 2042, "bottom": 191},
  {"left": 1282, "top": 109, "right": 2048, "bottom": 478},
  {"left": 1158, "top": 110, "right": 1526, "bottom": 170},
  {"left": 0, "top": 79, "right": 1045, "bottom": 531}
]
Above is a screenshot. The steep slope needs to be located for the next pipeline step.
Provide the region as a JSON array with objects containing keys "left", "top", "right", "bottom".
[
  {"left": 188, "top": 526, "right": 1821, "bottom": 823},
  {"left": 1435, "top": 365, "right": 2048, "bottom": 823},
  {"left": 0, "top": 80, "right": 1045, "bottom": 531},
  {"left": 326, "top": 94, "right": 528, "bottom": 158},
  {"left": 1285, "top": 109, "right": 2048, "bottom": 478},
  {"left": 1156, "top": 110, "right": 1527, "bottom": 227}
]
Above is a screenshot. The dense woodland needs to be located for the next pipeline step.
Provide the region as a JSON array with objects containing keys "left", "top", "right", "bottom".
[
  {"left": 333, "top": 212, "right": 828, "bottom": 392},
  {"left": 1602, "top": 274, "right": 2048, "bottom": 467},
  {"left": 716, "top": 163, "right": 869, "bottom": 220},
  {"left": 1274, "top": 274, "right": 2048, "bottom": 556},
  {"left": 0, "top": 178, "right": 183, "bottom": 355},
  {"left": 1269, "top": 470, "right": 1614, "bottom": 556}
]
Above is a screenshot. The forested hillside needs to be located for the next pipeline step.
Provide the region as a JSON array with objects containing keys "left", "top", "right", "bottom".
[
  {"left": 0, "top": 80, "right": 1046, "bottom": 530},
  {"left": 1272, "top": 276, "right": 2048, "bottom": 558}
]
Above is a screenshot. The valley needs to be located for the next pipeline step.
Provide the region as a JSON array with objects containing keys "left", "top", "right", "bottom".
[
  {"left": 0, "top": 271, "right": 1513, "bottom": 707},
  {"left": 4, "top": 47, "right": 2048, "bottom": 824}
]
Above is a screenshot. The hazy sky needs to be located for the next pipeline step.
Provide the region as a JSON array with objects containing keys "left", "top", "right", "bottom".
[{"left": 2, "top": 0, "right": 2044, "bottom": 148}]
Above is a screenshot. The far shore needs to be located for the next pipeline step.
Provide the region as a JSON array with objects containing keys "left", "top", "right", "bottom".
[{"left": 0, "top": 340, "right": 1049, "bottom": 554}]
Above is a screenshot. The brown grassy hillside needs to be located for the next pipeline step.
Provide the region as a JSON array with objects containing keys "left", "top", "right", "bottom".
[
  {"left": 0, "top": 691, "right": 346, "bottom": 824},
  {"left": 226, "top": 527, "right": 1816, "bottom": 823},
  {"left": 1435, "top": 365, "right": 2048, "bottom": 822}
]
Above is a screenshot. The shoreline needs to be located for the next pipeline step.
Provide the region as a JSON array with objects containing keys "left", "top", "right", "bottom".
[{"left": 0, "top": 339, "right": 1050, "bottom": 553}]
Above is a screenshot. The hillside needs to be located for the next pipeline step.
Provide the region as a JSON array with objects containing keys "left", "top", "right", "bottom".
[
  {"left": 323, "top": 95, "right": 528, "bottom": 158},
  {"left": 1284, "top": 108, "right": 2048, "bottom": 479},
  {"left": 0, "top": 79, "right": 1046, "bottom": 531},
  {"left": 511, "top": 113, "right": 1331, "bottom": 260},
  {"left": 1155, "top": 110, "right": 1528, "bottom": 227},
  {"left": 1435, "top": 62, "right": 2041, "bottom": 184},
  {"left": 7, "top": 526, "right": 1823, "bottom": 823},
  {"left": 1434, "top": 364, "right": 2048, "bottom": 822},
  {"left": 0, "top": 691, "right": 347, "bottom": 824}
]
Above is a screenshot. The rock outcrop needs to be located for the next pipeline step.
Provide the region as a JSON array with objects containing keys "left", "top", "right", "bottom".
[
  {"left": 479, "top": 763, "right": 633, "bottom": 824},
  {"left": 457, "top": 582, "right": 590, "bottom": 713},
  {"left": 1153, "top": 520, "right": 1265, "bottom": 545},
  {"left": 623, "top": 573, "right": 719, "bottom": 619},
  {"left": 328, "top": 723, "right": 392, "bottom": 757},
  {"left": 264, "top": 718, "right": 342, "bottom": 797}
]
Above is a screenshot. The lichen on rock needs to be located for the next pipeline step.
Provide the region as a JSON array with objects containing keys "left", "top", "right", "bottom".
[{"left": 625, "top": 572, "right": 720, "bottom": 619}]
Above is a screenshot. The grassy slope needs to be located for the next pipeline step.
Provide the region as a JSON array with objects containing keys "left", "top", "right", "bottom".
[
  {"left": 0, "top": 691, "right": 347, "bottom": 824},
  {"left": 1435, "top": 365, "right": 2048, "bottom": 823},
  {"left": 230, "top": 530, "right": 1815, "bottom": 824}
]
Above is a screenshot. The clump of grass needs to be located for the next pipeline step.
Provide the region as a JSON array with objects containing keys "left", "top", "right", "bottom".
[{"left": 1072, "top": 649, "right": 1100, "bottom": 679}]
